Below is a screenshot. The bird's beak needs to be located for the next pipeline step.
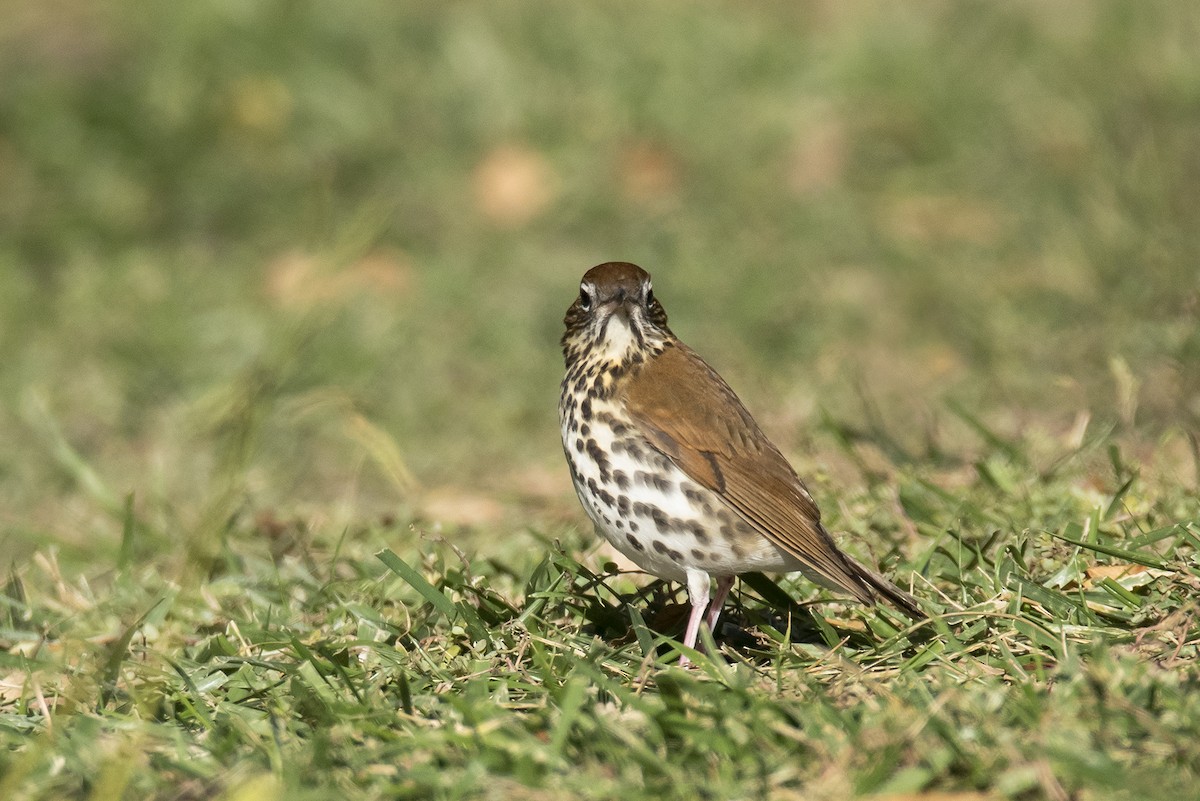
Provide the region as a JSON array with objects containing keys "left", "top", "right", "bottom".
[{"left": 601, "top": 288, "right": 635, "bottom": 321}]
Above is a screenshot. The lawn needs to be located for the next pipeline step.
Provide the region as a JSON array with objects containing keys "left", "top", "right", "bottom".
[{"left": 1, "top": 2, "right": 1199, "bottom": 799}]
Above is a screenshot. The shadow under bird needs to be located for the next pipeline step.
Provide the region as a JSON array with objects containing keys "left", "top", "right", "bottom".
[{"left": 559, "top": 262, "right": 924, "bottom": 665}]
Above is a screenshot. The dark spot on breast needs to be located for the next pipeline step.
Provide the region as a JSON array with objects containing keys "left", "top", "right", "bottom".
[
  {"left": 627, "top": 534, "right": 644, "bottom": 551},
  {"left": 690, "top": 549, "right": 706, "bottom": 561},
  {"left": 575, "top": 438, "right": 584, "bottom": 452},
  {"left": 613, "top": 470, "right": 630, "bottom": 490},
  {"left": 595, "top": 487, "right": 614, "bottom": 507},
  {"left": 652, "top": 540, "right": 669, "bottom": 554},
  {"left": 635, "top": 471, "right": 672, "bottom": 493},
  {"left": 585, "top": 439, "right": 610, "bottom": 481},
  {"left": 681, "top": 484, "right": 705, "bottom": 504},
  {"left": 580, "top": 423, "right": 590, "bottom": 437},
  {"left": 668, "top": 549, "right": 682, "bottom": 561},
  {"left": 651, "top": 509, "right": 669, "bottom": 533},
  {"left": 629, "top": 522, "right": 639, "bottom": 532},
  {"left": 617, "top": 495, "right": 631, "bottom": 515},
  {"left": 580, "top": 398, "right": 592, "bottom": 420},
  {"left": 688, "top": 523, "right": 709, "bottom": 544}
]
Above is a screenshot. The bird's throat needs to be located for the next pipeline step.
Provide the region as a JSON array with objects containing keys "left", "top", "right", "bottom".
[{"left": 596, "top": 313, "right": 641, "bottom": 364}]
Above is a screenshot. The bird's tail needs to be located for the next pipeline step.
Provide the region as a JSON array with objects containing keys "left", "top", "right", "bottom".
[
  {"left": 846, "top": 555, "right": 925, "bottom": 620},
  {"left": 800, "top": 522, "right": 926, "bottom": 620}
]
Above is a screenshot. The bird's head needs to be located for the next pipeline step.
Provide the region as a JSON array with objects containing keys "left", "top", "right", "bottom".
[{"left": 561, "top": 262, "right": 672, "bottom": 365}]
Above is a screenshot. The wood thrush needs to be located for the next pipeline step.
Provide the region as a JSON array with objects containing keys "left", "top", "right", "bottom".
[{"left": 559, "top": 262, "right": 923, "bottom": 664}]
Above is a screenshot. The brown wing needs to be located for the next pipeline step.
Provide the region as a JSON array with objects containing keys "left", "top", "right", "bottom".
[{"left": 622, "top": 342, "right": 898, "bottom": 609}]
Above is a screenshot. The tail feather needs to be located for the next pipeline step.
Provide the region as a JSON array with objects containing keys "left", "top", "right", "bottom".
[
  {"left": 795, "top": 547, "right": 926, "bottom": 620},
  {"left": 787, "top": 523, "right": 926, "bottom": 620},
  {"left": 848, "top": 555, "right": 925, "bottom": 620},
  {"left": 807, "top": 522, "right": 926, "bottom": 620}
]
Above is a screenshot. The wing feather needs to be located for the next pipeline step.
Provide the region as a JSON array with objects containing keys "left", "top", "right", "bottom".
[{"left": 623, "top": 342, "right": 897, "bottom": 609}]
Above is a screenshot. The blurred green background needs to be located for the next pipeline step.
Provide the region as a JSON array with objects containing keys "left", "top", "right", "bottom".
[{"left": 2, "top": 0, "right": 1198, "bottom": 564}]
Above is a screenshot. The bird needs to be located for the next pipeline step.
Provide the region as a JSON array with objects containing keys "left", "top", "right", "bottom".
[{"left": 558, "top": 262, "right": 923, "bottom": 665}]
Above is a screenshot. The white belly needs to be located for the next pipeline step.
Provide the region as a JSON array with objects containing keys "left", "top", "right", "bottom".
[{"left": 560, "top": 395, "right": 800, "bottom": 582}]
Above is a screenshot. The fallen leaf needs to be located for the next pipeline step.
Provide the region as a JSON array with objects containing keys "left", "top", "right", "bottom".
[
  {"left": 882, "top": 193, "right": 1007, "bottom": 246},
  {"left": 421, "top": 487, "right": 505, "bottom": 527},
  {"left": 875, "top": 794, "right": 999, "bottom": 801},
  {"left": 263, "top": 249, "right": 414, "bottom": 311},
  {"left": 1086, "top": 564, "right": 1147, "bottom": 581},
  {"left": 473, "top": 144, "right": 557, "bottom": 227},
  {"left": 787, "top": 117, "right": 847, "bottom": 195},
  {"left": 1085, "top": 563, "right": 1164, "bottom": 590},
  {"left": 618, "top": 141, "right": 680, "bottom": 203},
  {"left": 347, "top": 248, "right": 414, "bottom": 297}
]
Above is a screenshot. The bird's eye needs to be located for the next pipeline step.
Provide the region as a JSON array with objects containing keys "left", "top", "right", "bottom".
[
  {"left": 645, "top": 286, "right": 655, "bottom": 305},
  {"left": 579, "top": 285, "right": 593, "bottom": 311}
]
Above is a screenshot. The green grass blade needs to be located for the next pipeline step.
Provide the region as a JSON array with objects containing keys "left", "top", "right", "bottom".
[
  {"left": 1047, "top": 531, "right": 1167, "bottom": 569},
  {"left": 118, "top": 492, "right": 136, "bottom": 571},
  {"left": 376, "top": 548, "right": 488, "bottom": 640}
]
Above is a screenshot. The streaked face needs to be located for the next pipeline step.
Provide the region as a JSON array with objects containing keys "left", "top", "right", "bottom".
[{"left": 562, "top": 263, "right": 670, "bottom": 362}]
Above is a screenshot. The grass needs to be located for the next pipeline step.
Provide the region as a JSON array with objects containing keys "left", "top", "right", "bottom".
[
  {"left": 3, "top": 435, "right": 1198, "bottom": 799},
  {"left": 2, "top": 1, "right": 1200, "bottom": 798}
]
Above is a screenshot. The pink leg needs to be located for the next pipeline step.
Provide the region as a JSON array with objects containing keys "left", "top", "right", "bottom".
[
  {"left": 680, "top": 570, "right": 711, "bottom": 667},
  {"left": 706, "top": 576, "right": 735, "bottom": 633}
]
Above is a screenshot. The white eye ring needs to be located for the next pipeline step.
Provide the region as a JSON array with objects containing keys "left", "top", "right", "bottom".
[{"left": 579, "top": 284, "right": 593, "bottom": 310}]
